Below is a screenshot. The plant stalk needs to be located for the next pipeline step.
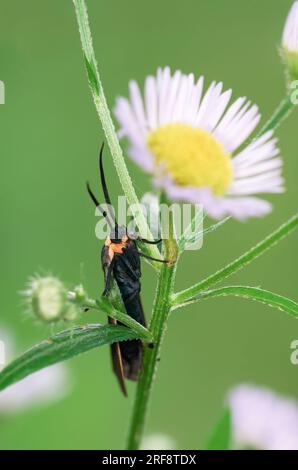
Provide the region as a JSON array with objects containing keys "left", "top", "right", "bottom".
[
  {"left": 127, "top": 215, "right": 178, "bottom": 450},
  {"left": 256, "top": 93, "right": 294, "bottom": 137},
  {"left": 73, "top": 0, "right": 159, "bottom": 259}
]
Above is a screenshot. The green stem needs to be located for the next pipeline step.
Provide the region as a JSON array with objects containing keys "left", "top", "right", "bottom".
[
  {"left": 69, "top": 294, "right": 152, "bottom": 342},
  {"left": 256, "top": 93, "right": 294, "bottom": 137},
  {"left": 127, "top": 262, "right": 176, "bottom": 450},
  {"left": 127, "top": 216, "right": 178, "bottom": 450},
  {"left": 173, "top": 213, "right": 298, "bottom": 306},
  {"left": 72, "top": 0, "right": 159, "bottom": 260}
]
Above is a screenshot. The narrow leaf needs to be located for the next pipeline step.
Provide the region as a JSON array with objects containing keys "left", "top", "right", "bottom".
[
  {"left": 205, "top": 408, "right": 231, "bottom": 450},
  {"left": 84, "top": 55, "right": 99, "bottom": 94},
  {"left": 174, "top": 213, "right": 298, "bottom": 305},
  {"left": 193, "top": 286, "right": 298, "bottom": 318},
  {"left": 0, "top": 323, "right": 139, "bottom": 392},
  {"left": 178, "top": 209, "right": 205, "bottom": 251},
  {"left": 73, "top": 0, "right": 160, "bottom": 264}
]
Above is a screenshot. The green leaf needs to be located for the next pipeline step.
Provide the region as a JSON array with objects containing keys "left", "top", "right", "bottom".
[
  {"left": 201, "top": 217, "right": 230, "bottom": 238},
  {"left": 173, "top": 213, "right": 298, "bottom": 305},
  {"left": 255, "top": 94, "right": 294, "bottom": 138},
  {"left": 178, "top": 209, "right": 205, "bottom": 251},
  {"left": 205, "top": 408, "right": 231, "bottom": 450},
  {"left": 194, "top": 286, "right": 298, "bottom": 318},
  {"left": 0, "top": 323, "right": 139, "bottom": 392},
  {"left": 179, "top": 214, "right": 230, "bottom": 252},
  {"left": 84, "top": 55, "right": 99, "bottom": 94}
]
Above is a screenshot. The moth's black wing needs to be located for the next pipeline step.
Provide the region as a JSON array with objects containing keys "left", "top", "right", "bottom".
[
  {"left": 113, "top": 240, "right": 145, "bottom": 381},
  {"left": 101, "top": 245, "right": 127, "bottom": 396},
  {"left": 108, "top": 317, "right": 127, "bottom": 396}
]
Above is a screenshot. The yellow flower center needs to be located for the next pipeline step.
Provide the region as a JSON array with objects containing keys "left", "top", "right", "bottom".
[{"left": 147, "top": 123, "right": 233, "bottom": 195}]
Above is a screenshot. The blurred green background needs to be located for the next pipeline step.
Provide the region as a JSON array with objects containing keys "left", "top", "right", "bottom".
[{"left": 0, "top": 0, "right": 297, "bottom": 450}]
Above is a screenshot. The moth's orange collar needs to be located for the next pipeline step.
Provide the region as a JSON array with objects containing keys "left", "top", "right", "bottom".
[{"left": 105, "top": 235, "right": 128, "bottom": 255}]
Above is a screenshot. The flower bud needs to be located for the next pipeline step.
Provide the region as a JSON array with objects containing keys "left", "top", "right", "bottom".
[
  {"left": 25, "top": 276, "right": 80, "bottom": 323},
  {"left": 67, "top": 284, "right": 87, "bottom": 303},
  {"left": 140, "top": 192, "right": 160, "bottom": 239},
  {"left": 282, "top": 2, "right": 298, "bottom": 81}
]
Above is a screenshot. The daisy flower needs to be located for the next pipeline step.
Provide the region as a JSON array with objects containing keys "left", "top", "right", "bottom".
[
  {"left": 114, "top": 67, "right": 284, "bottom": 220},
  {"left": 228, "top": 384, "right": 298, "bottom": 450}
]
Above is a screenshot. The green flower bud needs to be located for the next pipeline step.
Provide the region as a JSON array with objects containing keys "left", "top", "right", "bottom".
[
  {"left": 282, "top": 2, "right": 298, "bottom": 82},
  {"left": 67, "top": 284, "right": 87, "bottom": 303},
  {"left": 25, "top": 276, "right": 80, "bottom": 323}
]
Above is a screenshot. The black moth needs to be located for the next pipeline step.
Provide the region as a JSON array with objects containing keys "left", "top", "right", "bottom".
[{"left": 87, "top": 143, "right": 167, "bottom": 396}]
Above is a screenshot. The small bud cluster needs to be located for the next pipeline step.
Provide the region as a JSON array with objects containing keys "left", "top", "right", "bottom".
[{"left": 24, "top": 276, "right": 82, "bottom": 323}]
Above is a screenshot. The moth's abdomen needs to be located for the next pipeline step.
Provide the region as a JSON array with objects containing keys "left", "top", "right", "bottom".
[{"left": 120, "top": 339, "right": 143, "bottom": 381}]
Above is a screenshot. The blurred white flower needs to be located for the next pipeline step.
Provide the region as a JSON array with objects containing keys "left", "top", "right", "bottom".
[
  {"left": 115, "top": 67, "right": 284, "bottom": 220},
  {"left": 141, "top": 433, "right": 176, "bottom": 450},
  {"left": 282, "top": 2, "right": 298, "bottom": 80},
  {"left": 228, "top": 384, "right": 298, "bottom": 450},
  {"left": 0, "top": 325, "right": 71, "bottom": 414},
  {"left": 0, "top": 364, "right": 71, "bottom": 413}
]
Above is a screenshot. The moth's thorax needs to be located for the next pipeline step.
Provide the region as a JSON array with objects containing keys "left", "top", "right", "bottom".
[{"left": 105, "top": 235, "right": 129, "bottom": 259}]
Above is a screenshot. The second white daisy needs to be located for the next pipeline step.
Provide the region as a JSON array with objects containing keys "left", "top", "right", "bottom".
[{"left": 114, "top": 67, "right": 284, "bottom": 220}]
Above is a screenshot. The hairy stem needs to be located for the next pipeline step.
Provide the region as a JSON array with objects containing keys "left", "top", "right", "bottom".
[
  {"left": 73, "top": 0, "right": 159, "bottom": 260},
  {"left": 256, "top": 93, "right": 294, "bottom": 137},
  {"left": 69, "top": 294, "right": 153, "bottom": 341},
  {"left": 127, "top": 216, "right": 178, "bottom": 450}
]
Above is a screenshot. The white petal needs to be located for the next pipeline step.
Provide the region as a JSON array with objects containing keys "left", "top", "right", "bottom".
[
  {"left": 207, "top": 89, "right": 232, "bottom": 132},
  {"left": 224, "top": 104, "right": 260, "bottom": 152},
  {"left": 157, "top": 177, "right": 273, "bottom": 220},
  {"left": 129, "top": 80, "right": 147, "bottom": 136},
  {"left": 186, "top": 76, "right": 204, "bottom": 123},
  {"left": 157, "top": 67, "right": 171, "bottom": 125},
  {"left": 214, "top": 97, "right": 249, "bottom": 149},
  {"left": 171, "top": 74, "right": 190, "bottom": 122},
  {"left": 129, "top": 145, "right": 154, "bottom": 172},
  {"left": 233, "top": 131, "right": 279, "bottom": 167},
  {"left": 233, "top": 157, "right": 283, "bottom": 178},
  {"left": 114, "top": 97, "right": 144, "bottom": 147},
  {"left": 164, "top": 70, "right": 183, "bottom": 122},
  {"left": 145, "top": 76, "right": 158, "bottom": 129},
  {"left": 195, "top": 81, "right": 217, "bottom": 127}
]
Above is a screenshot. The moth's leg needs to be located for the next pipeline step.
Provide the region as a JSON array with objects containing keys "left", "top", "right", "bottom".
[
  {"left": 137, "top": 237, "right": 162, "bottom": 245},
  {"left": 102, "top": 259, "right": 114, "bottom": 296},
  {"left": 135, "top": 250, "right": 169, "bottom": 264}
]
